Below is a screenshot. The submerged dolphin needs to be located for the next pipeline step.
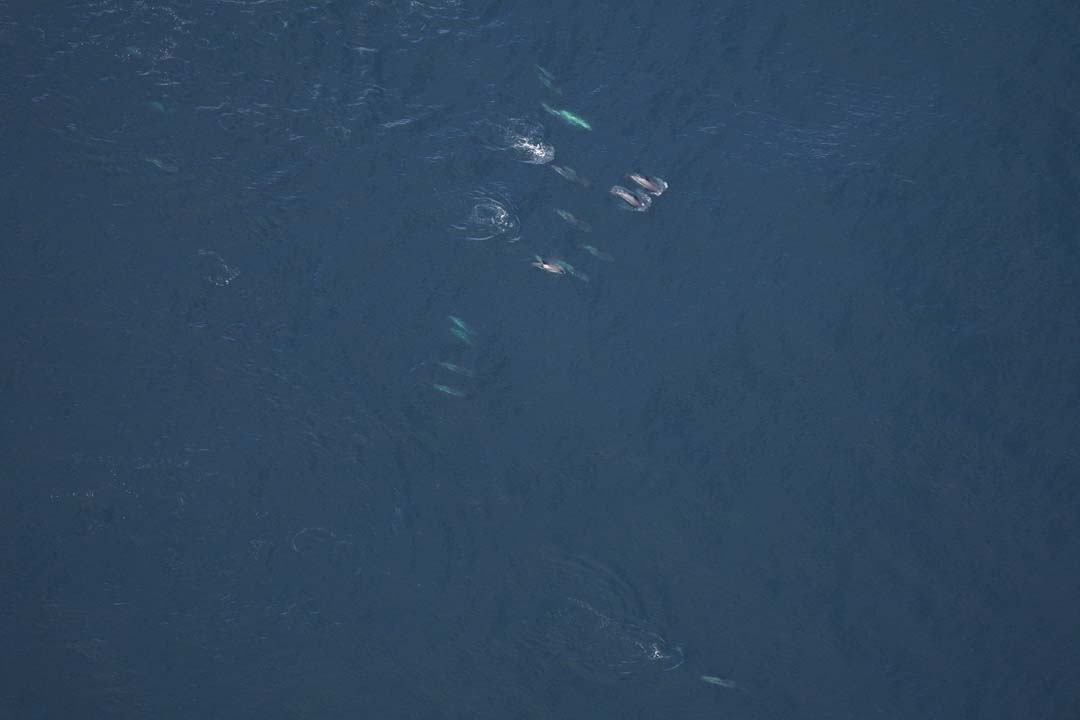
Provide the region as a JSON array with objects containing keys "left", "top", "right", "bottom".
[{"left": 541, "top": 102, "right": 592, "bottom": 130}]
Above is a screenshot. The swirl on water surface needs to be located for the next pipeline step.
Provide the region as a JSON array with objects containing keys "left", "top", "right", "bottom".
[
  {"left": 511, "top": 552, "right": 684, "bottom": 684},
  {"left": 531, "top": 596, "right": 685, "bottom": 682},
  {"left": 448, "top": 189, "right": 521, "bottom": 243}
]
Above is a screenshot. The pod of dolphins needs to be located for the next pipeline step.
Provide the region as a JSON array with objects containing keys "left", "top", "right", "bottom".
[
  {"left": 421, "top": 69, "right": 739, "bottom": 696},
  {"left": 610, "top": 172, "right": 669, "bottom": 211},
  {"left": 431, "top": 66, "right": 671, "bottom": 396}
]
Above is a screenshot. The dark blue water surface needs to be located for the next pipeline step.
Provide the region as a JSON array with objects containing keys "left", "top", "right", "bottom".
[{"left": 3, "top": 1, "right": 1079, "bottom": 718}]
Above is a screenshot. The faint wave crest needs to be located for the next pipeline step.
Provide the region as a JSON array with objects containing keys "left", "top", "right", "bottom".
[
  {"left": 697, "top": 77, "right": 943, "bottom": 175},
  {"left": 388, "top": 0, "right": 488, "bottom": 44},
  {"left": 17, "top": 0, "right": 388, "bottom": 204}
]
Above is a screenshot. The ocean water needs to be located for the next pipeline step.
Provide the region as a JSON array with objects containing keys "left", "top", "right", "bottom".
[{"left": 3, "top": 1, "right": 1079, "bottom": 718}]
